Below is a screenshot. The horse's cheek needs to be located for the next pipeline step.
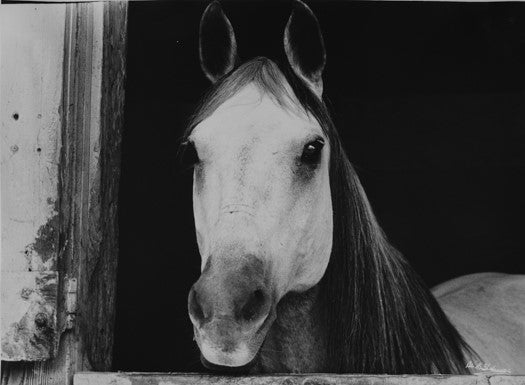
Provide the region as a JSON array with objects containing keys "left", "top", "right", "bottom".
[
  {"left": 281, "top": 173, "right": 332, "bottom": 291},
  {"left": 285, "top": 218, "right": 333, "bottom": 292},
  {"left": 299, "top": 188, "right": 333, "bottom": 287}
]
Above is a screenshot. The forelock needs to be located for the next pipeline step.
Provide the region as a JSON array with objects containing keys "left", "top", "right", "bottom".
[{"left": 184, "top": 57, "right": 333, "bottom": 141}]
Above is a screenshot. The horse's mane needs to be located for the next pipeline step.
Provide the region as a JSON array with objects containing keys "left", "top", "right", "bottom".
[{"left": 184, "top": 57, "right": 474, "bottom": 374}]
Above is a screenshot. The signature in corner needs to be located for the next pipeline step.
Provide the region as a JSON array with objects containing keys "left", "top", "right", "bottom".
[{"left": 466, "top": 361, "right": 511, "bottom": 374}]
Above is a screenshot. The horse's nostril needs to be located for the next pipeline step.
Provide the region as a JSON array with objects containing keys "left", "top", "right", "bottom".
[
  {"left": 240, "top": 289, "right": 267, "bottom": 323},
  {"left": 189, "top": 288, "right": 206, "bottom": 324}
]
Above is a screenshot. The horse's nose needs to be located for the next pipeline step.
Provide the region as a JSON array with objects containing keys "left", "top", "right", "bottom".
[
  {"left": 236, "top": 288, "right": 271, "bottom": 325},
  {"left": 188, "top": 278, "right": 271, "bottom": 329},
  {"left": 188, "top": 285, "right": 209, "bottom": 325}
]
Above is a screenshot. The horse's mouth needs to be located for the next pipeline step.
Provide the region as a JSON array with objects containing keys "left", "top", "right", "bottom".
[
  {"left": 200, "top": 353, "right": 259, "bottom": 374},
  {"left": 195, "top": 306, "right": 275, "bottom": 372}
]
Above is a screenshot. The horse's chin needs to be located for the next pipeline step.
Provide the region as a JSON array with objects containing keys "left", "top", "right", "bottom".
[
  {"left": 200, "top": 353, "right": 260, "bottom": 374},
  {"left": 196, "top": 307, "right": 276, "bottom": 373}
]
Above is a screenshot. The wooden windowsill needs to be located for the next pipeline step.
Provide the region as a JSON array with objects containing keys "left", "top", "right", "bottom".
[{"left": 75, "top": 372, "right": 525, "bottom": 385}]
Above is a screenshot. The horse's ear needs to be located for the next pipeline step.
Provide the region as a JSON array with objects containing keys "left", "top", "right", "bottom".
[
  {"left": 284, "top": 0, "right": 326, "bottom": 97},
  {"left": 199, "top": 1, "right": 238, "bottom": 83}
]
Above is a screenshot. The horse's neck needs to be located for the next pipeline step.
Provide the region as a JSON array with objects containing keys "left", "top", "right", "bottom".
[{"left": 256, "top": 285, "right": 328, "bottom": 373}]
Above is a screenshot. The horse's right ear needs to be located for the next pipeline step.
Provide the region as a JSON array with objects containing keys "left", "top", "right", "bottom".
[
  {"left": 199, "top": 1, "right": 238, "bottom": 83},
  {"left": 284, "top": 0, "right": 326, "bottom": 97}
]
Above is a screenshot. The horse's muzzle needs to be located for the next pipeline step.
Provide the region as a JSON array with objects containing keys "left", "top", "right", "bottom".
[
  {"left": 187, "top": 255, "right": 274, "bottom": 367},
  {"left": 200, "top": 352, "right": 259, "bottom": 374}
]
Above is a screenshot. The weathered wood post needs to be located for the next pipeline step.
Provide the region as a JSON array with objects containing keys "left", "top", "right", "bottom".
[{"left": 1, "top": 2, "right": 127, "bottom": 384}]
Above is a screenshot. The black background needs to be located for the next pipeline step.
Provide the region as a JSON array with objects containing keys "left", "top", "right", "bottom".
[{"left": 114, "top": 0, "right": 525, "bottom": 372}]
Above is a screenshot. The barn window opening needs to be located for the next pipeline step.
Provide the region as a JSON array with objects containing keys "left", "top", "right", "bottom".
[{"left": 112, "top": 0, "right": 524, "bottom": 374}]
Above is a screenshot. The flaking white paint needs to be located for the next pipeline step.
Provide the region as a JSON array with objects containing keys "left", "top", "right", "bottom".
[
  {"left": 1, "top": 4, "right": 65, "bottom": 272},
  {"left": 1, "top": 4, "right": 65, "bottom": 360}
]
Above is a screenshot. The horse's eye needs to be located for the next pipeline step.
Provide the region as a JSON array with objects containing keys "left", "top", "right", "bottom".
[
  {"left": 301, "top": 139, "right": 324, "bottom": 165},
  {"left": 181, "top": 141, "right": 200, "bottom": 168}
]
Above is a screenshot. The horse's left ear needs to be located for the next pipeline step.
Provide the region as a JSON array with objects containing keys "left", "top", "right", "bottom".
[
  {"left": 199, "top": 1, "right": 238, "bottom": 83},
  {"left": 284, "top": 0, "right": 326, "bottom": 97}
]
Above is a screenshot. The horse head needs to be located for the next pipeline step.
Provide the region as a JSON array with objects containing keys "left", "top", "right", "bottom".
[{"left": 186, "top": 0, "right": 332, "bottom": 369}]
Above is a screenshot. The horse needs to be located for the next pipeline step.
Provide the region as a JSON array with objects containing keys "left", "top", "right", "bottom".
[{"left": 183, "top": 0, "right": 525, "bottom": 374}]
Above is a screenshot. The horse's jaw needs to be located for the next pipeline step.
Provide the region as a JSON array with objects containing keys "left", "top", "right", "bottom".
[{"left": 255, "top": 285, "right": 328, "bottom": 373}]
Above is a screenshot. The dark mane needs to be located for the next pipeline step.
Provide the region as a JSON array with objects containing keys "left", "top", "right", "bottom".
[{"left": 184, "top": 57, "right": 474, "bottom": 374}]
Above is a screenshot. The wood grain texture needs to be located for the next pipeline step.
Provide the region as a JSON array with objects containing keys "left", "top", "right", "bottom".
[
  {"left": 2, "top": 1, "right": 102, "bottom": 380},
  {"left": 58, "top": 0, "right": 127, "bottom": 374},
  {"left": 2, "top": 1, "right": 127, "bottom": 384},
  {"left": 83, "top": 0, "right": 128, "bottom": 371},
  {"left": 74, "top": 373, "right": 525, "bottom": 385},
  {"left": 1, "top": 4, "right": 65, "bottom": 361}
]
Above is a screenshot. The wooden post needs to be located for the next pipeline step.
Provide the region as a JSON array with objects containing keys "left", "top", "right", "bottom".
[
  {"left": 1, "top": 2, "right": 127, "bottom": 384},
  {"left": 1, "top": 4, "right": 65, "bottom": 363}
]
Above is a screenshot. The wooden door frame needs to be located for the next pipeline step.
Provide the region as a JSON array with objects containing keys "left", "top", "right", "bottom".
[{"left": 1, "top": 2, "right": 127, "bottom": 384}]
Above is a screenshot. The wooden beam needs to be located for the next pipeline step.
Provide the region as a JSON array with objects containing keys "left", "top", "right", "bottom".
[
  {"left": 15, "top": 0, "right": 525, "bottom": 3},
  {"left": 1, "top": 2, "right": 127, "bottom": 384},
  {"left": 1, "top": 4, "right": 64, "bottom": 361},
  {"left": 74, "top": 373, "right": 525, "bottom": 385},
  {"left": 82, "top": 0, "right": 127, "bottom": 371}
]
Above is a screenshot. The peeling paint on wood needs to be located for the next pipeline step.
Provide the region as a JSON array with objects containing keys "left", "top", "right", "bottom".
[
  {"left": 0, "top": 5, "right": 63, "bottom": 274},
  {"left": 73, "top": 374, "right": 525, "bottom": 385},
  {"left": 1, "top": 2, "right": 127, "bottom": 383},
  {"left": 1, "top": 272, "right": 59, "bottom": 360},
  {"left": 25, "top": 213, "right": 60, "bottom": 271},
  {"left": 0, "top": 4, "right": 65, "bottom": 361}
]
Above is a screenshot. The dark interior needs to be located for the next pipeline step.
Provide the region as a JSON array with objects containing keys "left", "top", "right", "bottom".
[{"left": 114, "top": 1, "right": 525, "bottom": 372}]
